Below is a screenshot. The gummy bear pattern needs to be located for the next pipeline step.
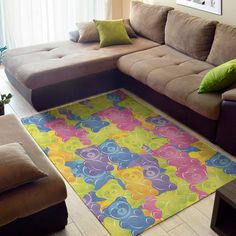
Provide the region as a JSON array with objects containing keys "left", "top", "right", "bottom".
[
  {"left": 99, "top": 139, "right": 140, "bottom": 169},
  {"left": 76, "top": 146, "right": 114, "bottom": 175},
  {"left": 153, "top": 144, "right": 208, "bottom": 199},
  {"left": 104, "top": 197, "right": 155, "bottom": 236},
  {"left": 22, "top": 90, "right": 236, "bottom": 236}
]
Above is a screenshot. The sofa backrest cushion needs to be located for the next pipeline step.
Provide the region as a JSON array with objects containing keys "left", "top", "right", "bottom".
[
  {"left": 207, "top": 24, "right": 236, "bottom": 66},
  {"left": 165, "top": 10, "right": 217, "bottom": 61},
  {"left": 130, "top": 1, "right": 173, "bottom": 44}
]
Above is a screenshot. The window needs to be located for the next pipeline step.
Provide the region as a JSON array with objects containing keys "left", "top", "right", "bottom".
[{"left": 0, "top": 0, "right": 112, "bottom": 48}]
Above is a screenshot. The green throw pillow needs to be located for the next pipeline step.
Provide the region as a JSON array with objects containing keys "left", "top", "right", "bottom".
[
  {"left": 94, "top": 19, "right": 132, "bottom": 48},
  {"left": 198, "top": 59, "right": 236, "bottom": 93}
]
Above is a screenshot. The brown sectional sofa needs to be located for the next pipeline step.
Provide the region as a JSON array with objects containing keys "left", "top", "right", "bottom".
[
  {"left": 4, "top": 37, "right": 158, "bottom": 111},
  {"left": 0, "top": 115, "right": 68, "bottom": 235},
  {"left": 118, "top": 45, "right": 219, "bottom": 120},
  {"left": 3, "top": 1, "right": 236, "bottom": 157}
]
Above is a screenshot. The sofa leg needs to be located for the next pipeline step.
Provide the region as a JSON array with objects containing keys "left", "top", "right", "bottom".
[{"left": 216, "top": 101, "right": 236, "bottom": 156}]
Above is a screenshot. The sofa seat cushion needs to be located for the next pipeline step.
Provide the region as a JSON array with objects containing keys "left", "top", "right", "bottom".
[
  {"left": 4, "top": 38, "right": 158, "bottom": 90},
  {"left": 0, "top": 114, "right": 67, "bottom": 227},
  {"left": 118, "top": 45, "right": 221, "bottom": 120}
]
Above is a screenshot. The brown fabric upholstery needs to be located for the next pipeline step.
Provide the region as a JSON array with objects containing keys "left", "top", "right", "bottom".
[
  {"left": 0, "top": 143, "right": 47, "bottom": 193},
  {"left": 222, "top": 88, "right": 236, "bottom": 101},
  {"left": 207, "top": 23, "right": 236, "bottom": 66},
  {"left": 76, "top": 22, "right": 99, "bottom": 43},
  {"left": 165, "top": 10, "right": 217, "bottom": 61},
  {"left": 186, "top": 90, "right": 221, "bottom": 121},
  {"left": 124, "top": 19, "right": 138, "bottom": 38},
  {"left": 123, "top": 75, "right": 218, "bottom": 141},
  {"left": 3, "top": 38, "right": 158, "bottom": 90},
  {"left": 118, "top": 45, "right": 221, "bottom": 120},
  {"left": 76, "top": 20, "right": 137, "bottom": 43},
  {"left": 0, "top": 202, "right": 68, "bottom": 236},
  {"left": 130, "top": 1, "right": 173, "bottom": 44},
  {"left": 0, "top": 114, "right": 67, "bottom": 227}
]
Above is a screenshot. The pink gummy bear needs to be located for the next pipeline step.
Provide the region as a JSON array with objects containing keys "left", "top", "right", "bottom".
[
  {"left": 142, "top": 196, "right": 162, "bottom": 220},
  {"left": 153, "top": 144, "right": 208, "bottom": 199},
  {"left": 45, "top": 118, "right": 90, "bottom": 145},
  {"left": 113, "top": 90, "right": 127, "bottom": 100},
  {"left": 98, "top": 107, "right": 141, "bottom": 131},
  {"left": 152, "top": 124, "right": 197, "bottom": 149}
]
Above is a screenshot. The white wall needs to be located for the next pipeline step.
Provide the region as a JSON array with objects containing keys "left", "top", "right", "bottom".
[{"left": 122, "top": 0, "right": 236, "bottom": 26}]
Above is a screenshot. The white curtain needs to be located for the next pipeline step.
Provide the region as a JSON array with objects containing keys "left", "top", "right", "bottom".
[
  {"left": 1, "top": 0, "right": 112, "bottom": 48},
  {"left": 0, "top": 0, "right": 6, "bottom": 46}
]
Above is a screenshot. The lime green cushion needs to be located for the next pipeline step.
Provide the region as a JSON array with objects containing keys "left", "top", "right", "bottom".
[
  {"left": 94, "top": 19, "right": 132, "bottom": 48},
  {"left": 198, "top": 59, "right": 236, "bottom": 93}
]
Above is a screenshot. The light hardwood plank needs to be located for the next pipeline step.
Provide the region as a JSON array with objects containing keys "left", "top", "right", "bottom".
[
  {"left": 142, "top": 225, "right": 169, "bottom": 236},
  {"left": 210, "top": 193, "right": 216, "bottom": 200},
  {"left": 4, "top": 104, "right": 15, "bottom": 115},
  {"left": 159, "top": 215, "right": 183, "bottom": 232},
  {"left": 194, "top": 195, "right": 215, "bottom": 219},
  {"left": 65, "top": 182, "right": 109, "bottom": 236},
  {"left": 169, "top": 224, "right": 198, "bottom": 236},
  {"left": 67, "top": 215, "right": 73, "bottom": 225},
  {"left": 0, "top": 71, "right": 36, "bottom": 118},
  {"left": 54, "top": 223, "right": 83, "bottom": 236},
  {"left": 178, "top": 207, "right": 217, "bottom": 236}
]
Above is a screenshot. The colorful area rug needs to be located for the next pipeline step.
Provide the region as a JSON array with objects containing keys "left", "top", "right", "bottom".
[{"left": 22, "top": 90, "right": 236, "bottom": 236}]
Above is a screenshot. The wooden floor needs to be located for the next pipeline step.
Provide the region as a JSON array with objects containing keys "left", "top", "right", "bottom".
[{"left": 0, "top": 66, "right": 229, "bottom": 236}]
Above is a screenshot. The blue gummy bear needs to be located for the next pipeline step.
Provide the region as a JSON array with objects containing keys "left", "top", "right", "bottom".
[
  {"left": 107, "top": 91, "right": 125, "bottom": 109},
  {"left": 179, "top": 145, "right": 200, "bottom": 153},
  {"left": 59, "top": 108, "right": 82, "bottom": 121},
  {"left": 206, "top": 153, "right": 236, "bottom": 175},
  {"left": 104, "top": 197, "right": 155, "bottom": 236},
  {"left": 21, "top": 112, "right": 55, "bottom": 132},
  {"left": 65, "top": 160, "right": 113, "bottom": 189},
  {"left": 75, "top": 145, "right": 113, "bottom": 176},
  {"left": 224, "top": 164, "right": 236, "bottom": 175},
  {"left": 44, "top": 147, "right": 50, "bottom": 156},
  {"left": 81, "top": 115, "right": 109, "bottom": 133},
  {"left": 146, "top": 115, "right": 169, "bottom": 127},
  {"left": 99, "top": 139, "right": 140, "bottom": 168},
  {"left": 59, "top": 108, "right": 109, "bottom": 132}
]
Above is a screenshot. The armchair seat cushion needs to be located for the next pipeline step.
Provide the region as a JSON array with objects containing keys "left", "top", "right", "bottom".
[
  {"left": 0, "top": 114, "right": 67, "bottom": 227},
  {"left": 222, "top": 87, "right": 236, "bottom": 101},
  {"left": 118, "top": 45, "right": 221, "bottom": 120}
]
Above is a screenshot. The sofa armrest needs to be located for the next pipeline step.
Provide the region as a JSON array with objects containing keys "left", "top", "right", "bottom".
[
  {"left": 216, "top": 100, "right": 236, "bottom": 155},
  {"left": 222, "top": 88, "right": 236, "bottom": 101}
]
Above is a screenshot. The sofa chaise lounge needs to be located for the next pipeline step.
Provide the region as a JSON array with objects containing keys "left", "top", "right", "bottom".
[{"left": 3, "top": 1, "right": 236, "bottom": 156}]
